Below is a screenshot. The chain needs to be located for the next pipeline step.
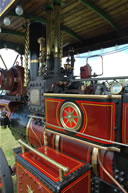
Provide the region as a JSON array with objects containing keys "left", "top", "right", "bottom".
[{"left": 24, "top": 19, "right": 30, "bottom": 87}]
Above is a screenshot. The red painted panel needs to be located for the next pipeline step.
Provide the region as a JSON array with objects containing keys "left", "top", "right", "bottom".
[
  {"left": 20, "top": 146, "right": 84, "bottom": 182},
  {"left": 28, "top": 119, "right": 44, "bottom": 147},
  {"left": 45, "top": 98, "right": 115, "bottom": 143},
  {"left": 60, "top": 137, "right": 115, "bottom": 184},
  {"left": 76, "top": 100, "right": 115, "bottom": 142},
  {"left": 16, "top": 162, "right": 51, "bottom": 193},
  {"left": 61, "top": 171, "right": 91, "bottom": 193},
  {"left": 60, "top": 137, "right": 92, "bottom": 163},
  {"left": 122, "top": 103, "right": 128, "bottom": 144},
  {"left": 45, "top": 98, "right": 65, "bottom": 132},
  {"left": 27, "top": 119, "right": 55, "bottom": 148}
]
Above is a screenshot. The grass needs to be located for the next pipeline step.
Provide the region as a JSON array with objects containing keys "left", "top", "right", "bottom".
[{"left": 0, "top": 127, "right": 19, "bottom": 192}]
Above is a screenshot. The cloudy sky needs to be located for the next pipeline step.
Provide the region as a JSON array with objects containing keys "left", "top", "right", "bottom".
[
  {"left": 0, "top": 49, "right": 22, "bottom": 69},
  {"left": 73, "top": 49, "right": 128, "bottom": 77},
  {"left": 0, "top": 44, "right": 128, "bottom": 78}
]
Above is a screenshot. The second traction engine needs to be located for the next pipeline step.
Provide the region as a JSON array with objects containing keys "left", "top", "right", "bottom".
[
  {"left": 0, "top": 4, "right": 128, "bottom": 193},
  {"left": 0, "top": 66, "right": 24, "bottom": 96}
]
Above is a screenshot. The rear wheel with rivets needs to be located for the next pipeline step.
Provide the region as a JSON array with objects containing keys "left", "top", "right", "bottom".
[{"left": 0, "top": 148, "right": 13, "bottom": 193}]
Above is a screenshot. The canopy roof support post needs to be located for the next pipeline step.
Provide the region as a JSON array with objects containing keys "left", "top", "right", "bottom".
[{"left": 24, "top": 19, "right": 30, "bottom": 87}]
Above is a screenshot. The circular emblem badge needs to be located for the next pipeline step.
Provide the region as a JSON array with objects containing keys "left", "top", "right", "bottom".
[{"left": 60, "top": 102, "right": 82, "bottom": 131}]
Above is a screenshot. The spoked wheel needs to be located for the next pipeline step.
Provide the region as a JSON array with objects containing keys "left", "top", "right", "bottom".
[{"left": 0, "top": 148, "right": 13, "bottom": 193}]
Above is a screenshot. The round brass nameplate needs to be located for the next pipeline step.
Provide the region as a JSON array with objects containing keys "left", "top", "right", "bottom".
[{"left": 60, "top": 102, "right": 82, "bottom": 131}]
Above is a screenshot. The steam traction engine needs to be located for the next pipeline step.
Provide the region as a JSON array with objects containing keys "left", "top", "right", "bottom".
[{"left": 0, "top": 2, "right": 128, "bottom": 193}]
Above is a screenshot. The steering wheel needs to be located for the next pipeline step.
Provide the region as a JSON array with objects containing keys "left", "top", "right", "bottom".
[{"left": 0, "top": 148, "right": 13, "bottom": 193}]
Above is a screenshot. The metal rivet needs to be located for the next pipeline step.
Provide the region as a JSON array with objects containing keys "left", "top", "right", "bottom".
[
  {"left": 115, "top": 175, "right": 118, "bottom": 179},
  {"left": 115, "top": 169, "right": 119, "bottom": 174},
  {"left": 120, "top": 171, "right": 125, "bottom": 176},
  {"left": 119, "top": 177, "right": 124, "bottom": 182}
]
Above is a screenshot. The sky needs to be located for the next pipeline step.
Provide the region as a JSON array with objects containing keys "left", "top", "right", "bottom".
[
  {"left": 0, "top": 49, "right": 22, "bottom": 69},
  {"left": 0, "top": 44, "right": 128, "bottom": 78},
  {"left": 63, "top": 44, "right": 128, "bottom": 77}
]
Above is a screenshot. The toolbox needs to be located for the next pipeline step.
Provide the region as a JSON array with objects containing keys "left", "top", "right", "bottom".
[{"left": 16, "top": 143, "right": 91, "bottom": 193}]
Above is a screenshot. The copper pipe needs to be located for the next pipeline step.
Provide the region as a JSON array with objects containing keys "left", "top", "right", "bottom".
[{"left": 98, "top": 150, "right": 127, "bottom": 193}]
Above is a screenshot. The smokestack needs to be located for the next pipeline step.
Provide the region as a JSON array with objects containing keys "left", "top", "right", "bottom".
[
  {"left": 29, "top": 22, "right": 45, "bottom": 80},
  {"left": 54, "top": 4, "right": 61, "bottom": 74}
]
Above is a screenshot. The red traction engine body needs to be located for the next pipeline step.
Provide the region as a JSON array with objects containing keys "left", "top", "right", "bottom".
[
  {"left": 3, "top": 91, "right": 126, "bottom": 193},
  {"left": 0, "top": 64, "right": 128, "bottom": 193}
]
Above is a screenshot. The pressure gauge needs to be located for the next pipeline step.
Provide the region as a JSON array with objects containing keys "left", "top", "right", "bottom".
[{"left": 110, "top": 83, "right": 122, "bottom": 94}]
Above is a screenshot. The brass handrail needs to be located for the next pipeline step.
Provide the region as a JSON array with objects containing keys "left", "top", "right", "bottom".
[
  {"left": 45, "top": 129, "right": 120, "bottom": 153},
  {"left": 18, "top": 139, "right": 69, "bottom": 181},
  {"left": 28, "top": 115, "right": 123, "bottom": 151}
]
